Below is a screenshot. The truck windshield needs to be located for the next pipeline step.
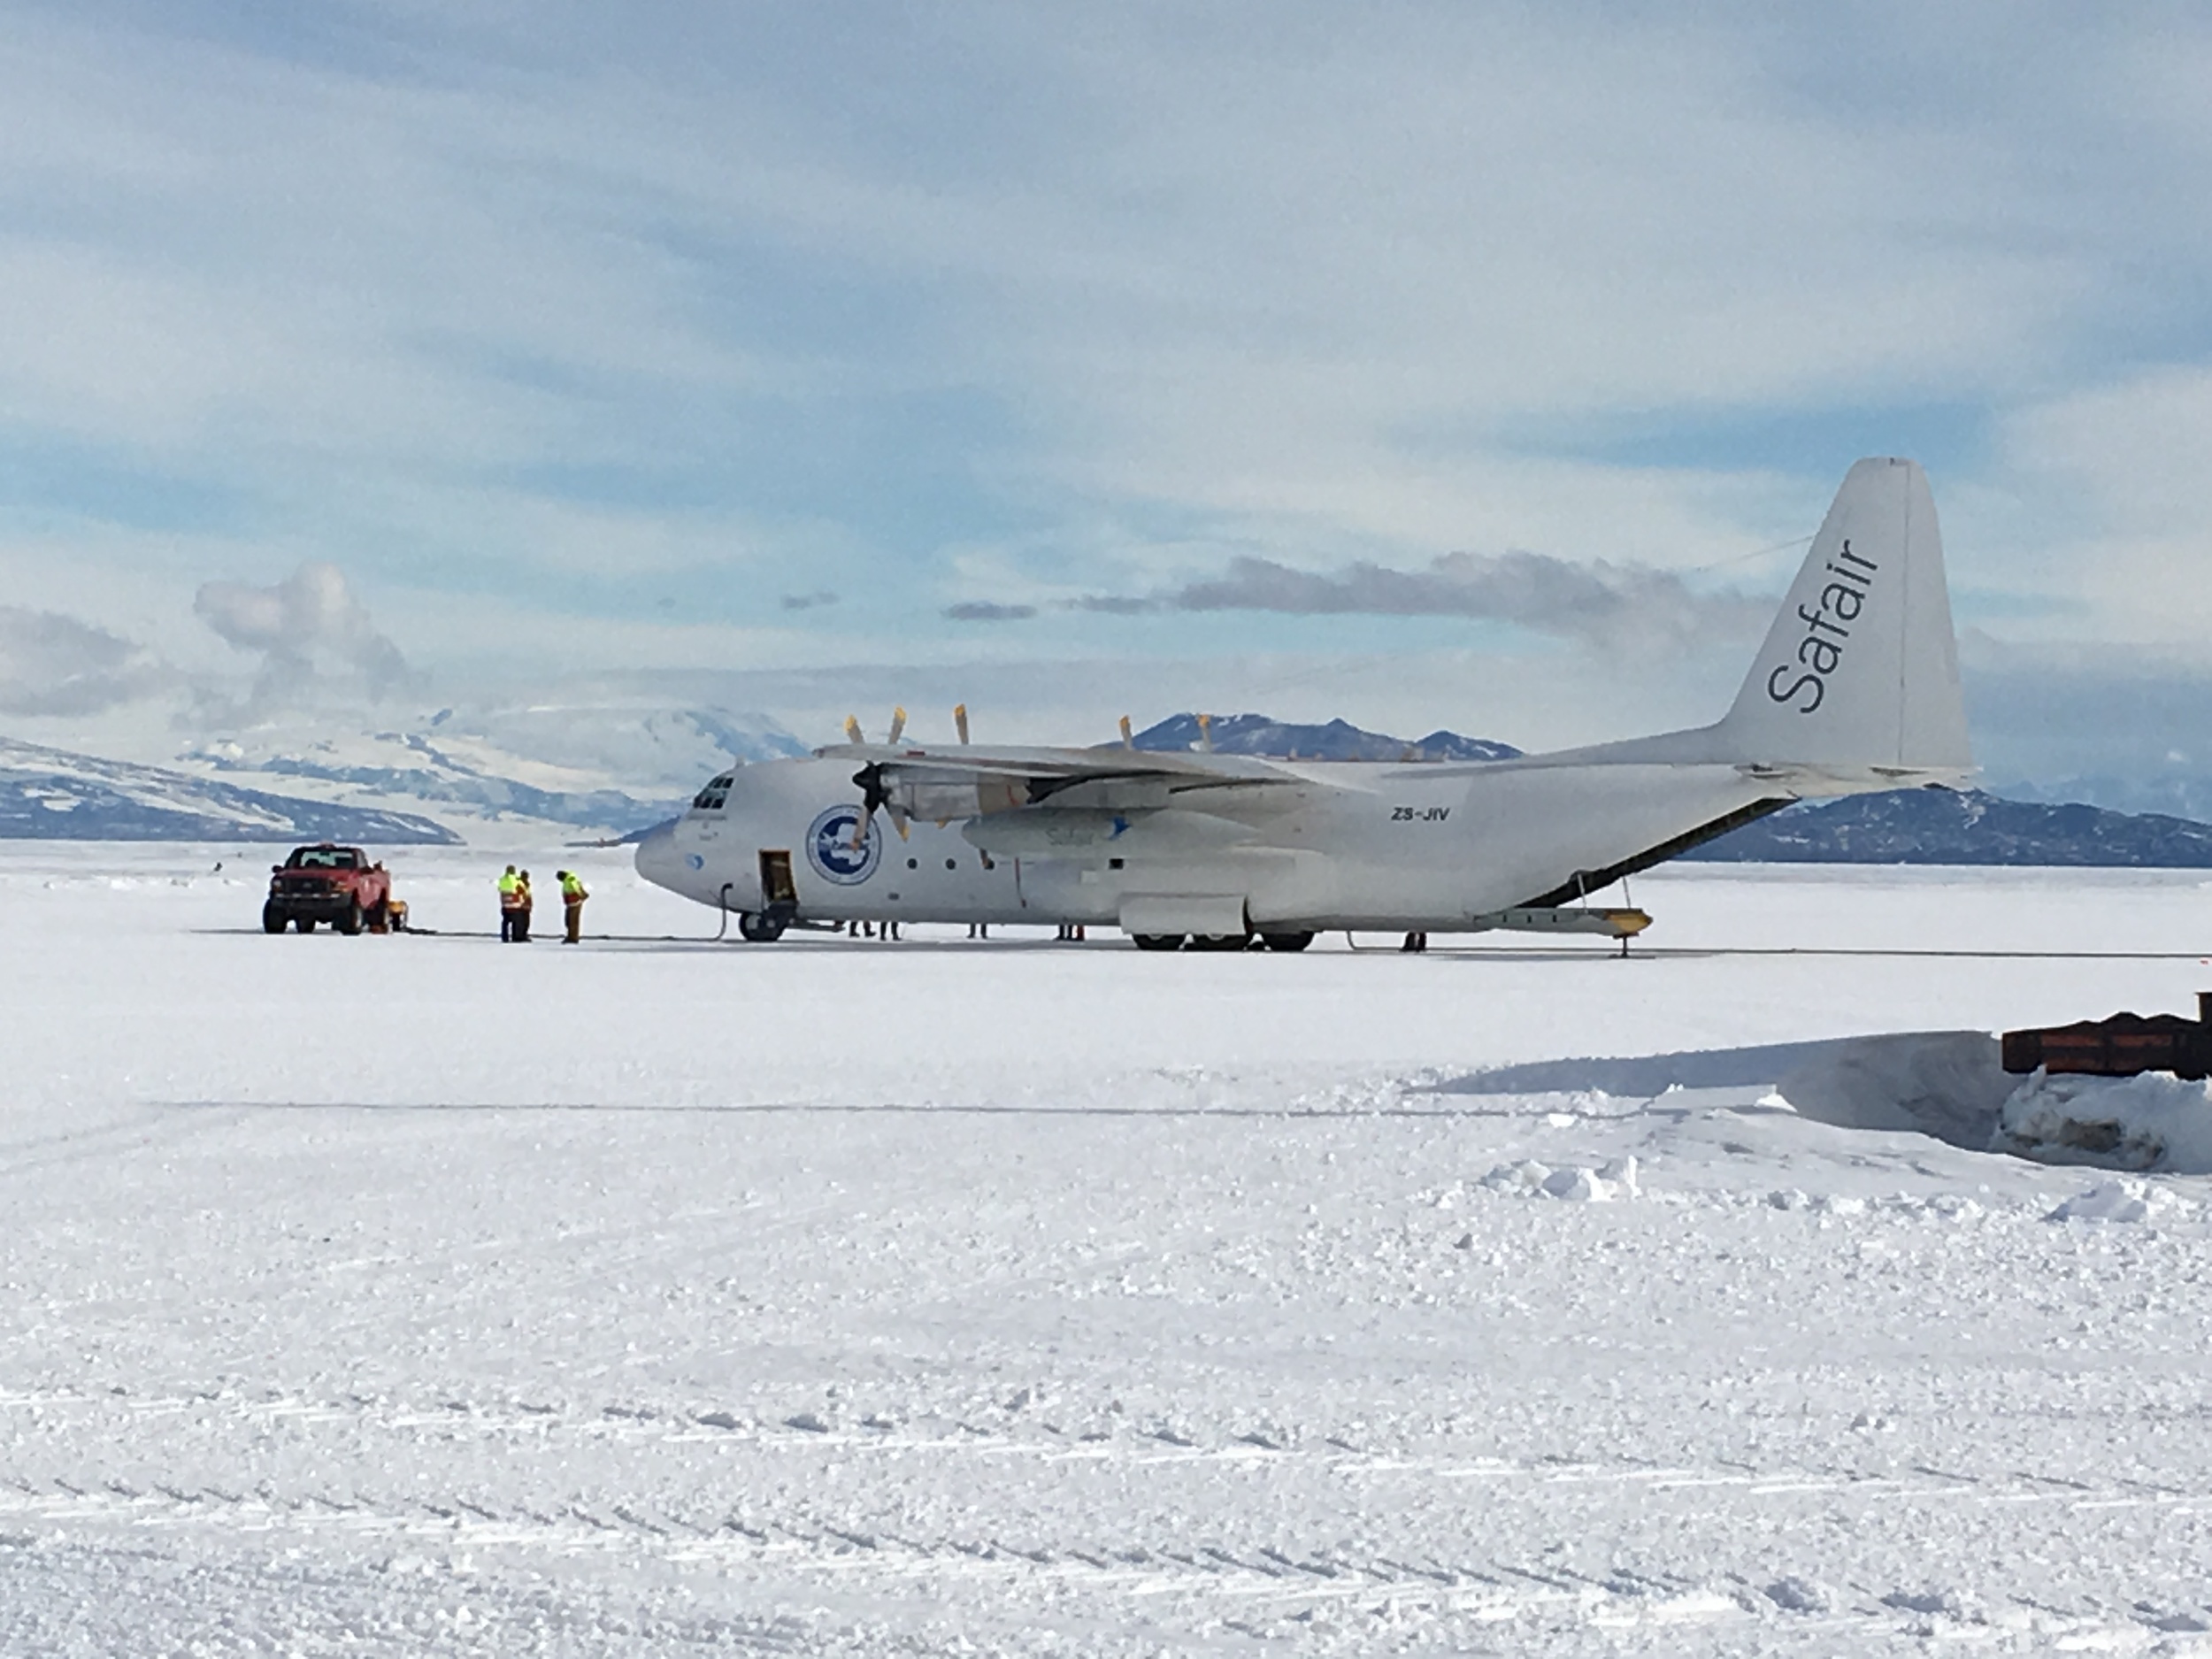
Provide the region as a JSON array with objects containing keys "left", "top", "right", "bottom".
[{"left": 287, "top": 849, "right": 360, "bottom": 870}]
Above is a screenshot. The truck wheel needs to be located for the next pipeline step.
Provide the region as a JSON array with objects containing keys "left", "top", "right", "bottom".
[
  {"left": 1260, "top": 931, "right": 1315, "bottom": 953},
  {"left": 262, "top": 905, "right": 287, "bottom": 934},
  {"left": 296, "top": 916, "right": 318, "bottom": 933},
  {"left": 365, "top": 900, "right": 388, "bottom": 932},
  {"left": 1132, "top": 933, "right": 1186, "bottom": 951},
  {"left": 337, "top": 901, "right": 363, "bottom": 936},
  {"left": 737, "top": 912, "right": 787, "bottom": 942}
]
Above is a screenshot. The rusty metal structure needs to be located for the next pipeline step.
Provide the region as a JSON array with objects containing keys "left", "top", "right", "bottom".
[{"left": 2001, "top": 993, "right": 2212, "bottom": 1081}]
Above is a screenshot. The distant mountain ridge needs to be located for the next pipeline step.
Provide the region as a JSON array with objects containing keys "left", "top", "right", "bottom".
[
  {"left": 18, "top": 710, "right": 2212, "bottom": 867},
  {"left": 1685, "top": 787, "right": 2212, "bottom": 868},
  {"left": 0, "top": 737, "right": 459, "bottom": 844},
  {"left": 1130, "top": 713, "right": 1519, "bottom": 762}
]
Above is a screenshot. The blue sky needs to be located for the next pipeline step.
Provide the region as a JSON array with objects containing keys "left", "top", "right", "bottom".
[{"left": 4, "top": 2, "right": 2212, "bottom": 784}]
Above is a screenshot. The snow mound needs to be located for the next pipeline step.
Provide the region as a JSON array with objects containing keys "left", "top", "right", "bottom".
[
  {"left": 1440, "top": 1031, "right": 2016, "bottom": 1153},
  {"left": 1999, "top": 1071, "right": 2212, "bottom": 1174},
  {"left": 1441, "top": 1028, "right": 2212, "bottom": 1179},
  {"left": 1479, "top": 1156, "right": 1639, "bottom": 1202},
  {"left": 1772, "top": 1032, "right": 2014, "bottom": 1145},
  {"left": 1544, "top": 1166, "right": 1613, "bottom": 1202},
  {"left": 2046, "top": 1179, "right": 2179, "bottom": 1224}
]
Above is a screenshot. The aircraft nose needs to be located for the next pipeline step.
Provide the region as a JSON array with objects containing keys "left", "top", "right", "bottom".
[{"left": 633, "top": 818, "right": 684, "bottom": 893}]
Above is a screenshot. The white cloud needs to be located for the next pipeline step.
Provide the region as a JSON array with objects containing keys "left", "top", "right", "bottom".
[
  {"left": 194, "top": 561, "right": 413, "bottom": 710},
  {"left": 3, "top": 3, "right": 2212, "bottom": 785},
  {"left": 1054, "top": 549, "right": 1768, "bottom": 658},
  {"left": 1986, "top": 365, "right": 2212, "bottom": 641},
  {"left": 0, "top": 606, "right": 172, "bottom": 716}
]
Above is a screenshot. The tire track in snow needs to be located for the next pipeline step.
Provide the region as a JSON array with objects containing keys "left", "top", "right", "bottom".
[
  {"left": 11, "top": 1381, "right": 2212, "bottom": 1647},
  {"left": 0, "top": 1473, "right": 1832, "bottom": 1639},
  {"left": 6, "top": 1379, "right": 2211, "bottom": 1515},
  {"left": 4, "top": 1477, "right": 2202, "bottom": 1652}
]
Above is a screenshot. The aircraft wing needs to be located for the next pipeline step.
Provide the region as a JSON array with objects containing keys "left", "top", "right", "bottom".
[{"left": 815, "top": 741, "right": 1309, "bottom": 829}]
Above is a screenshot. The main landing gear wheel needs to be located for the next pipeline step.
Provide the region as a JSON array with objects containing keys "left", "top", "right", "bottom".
[
  {"left": 1186, "top": 931, "right": 1254, "bottom": 952},
  {"left": 737, "top": 911, "right": 787, "bottom": 942},
  {"left": 1259, "top": 931, "right": 1315, "bottom": 953},
  {"left": 1131, "top": 933, "right": 1186, "bottom": 951}
]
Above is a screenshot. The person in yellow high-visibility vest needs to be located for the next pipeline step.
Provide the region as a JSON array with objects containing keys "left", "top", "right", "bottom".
[
  {"left": 557, "top": 869, "right": 589, "bottom": 944},
  {"left": 496, "top": 865, "right": 521, "bottom": 942}
]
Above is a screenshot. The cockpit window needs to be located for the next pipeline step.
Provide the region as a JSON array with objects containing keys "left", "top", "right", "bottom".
[{"left": 691, "top": 773, "right": 734, "bottom": 812}]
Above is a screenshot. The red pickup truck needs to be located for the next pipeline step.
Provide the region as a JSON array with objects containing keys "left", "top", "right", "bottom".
[{"left": 262, "top": 845, "right": 396, "bottom": 934}]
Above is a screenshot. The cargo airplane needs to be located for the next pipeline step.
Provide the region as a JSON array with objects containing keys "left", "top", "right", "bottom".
[{"left": 636, "top": 458, "right": 1971, "bottom": 949}]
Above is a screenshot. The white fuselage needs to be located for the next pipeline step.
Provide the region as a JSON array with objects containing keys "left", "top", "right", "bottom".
[
  {"left": 634, "top": 458, "right": 1976, "bottom": 940},
  {"left": 635, "top": 752, "right": 1779, "bottom": 933}
]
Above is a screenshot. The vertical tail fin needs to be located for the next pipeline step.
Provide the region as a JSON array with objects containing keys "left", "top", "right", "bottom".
[{"left": 1713, "top": 457, "right": 1970, "bottom": 771}]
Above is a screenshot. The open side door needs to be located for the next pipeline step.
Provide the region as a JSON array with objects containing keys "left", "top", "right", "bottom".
[{"left": 758, "top": 849, "right": 798, "bottom": 918}]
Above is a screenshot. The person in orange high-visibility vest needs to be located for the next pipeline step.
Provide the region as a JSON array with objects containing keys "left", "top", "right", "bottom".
[{"left": 557, "top": 869, "right": 588, "bottom": 944}]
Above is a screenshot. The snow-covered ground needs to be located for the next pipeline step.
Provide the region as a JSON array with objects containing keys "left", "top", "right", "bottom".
[{"left": 5, "top": 848, "right": 2212, "bottom": 1655}]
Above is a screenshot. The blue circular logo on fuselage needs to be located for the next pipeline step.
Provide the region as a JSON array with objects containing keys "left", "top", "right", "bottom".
[{"left": 806, "top": 804, "right": 881, "bottom": 885}]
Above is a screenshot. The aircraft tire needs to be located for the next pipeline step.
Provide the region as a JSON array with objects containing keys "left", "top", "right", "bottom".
[
  {"left": 1187, "top": 932, "right": 1254, "bottom": 953},
  {"left": 1260, "top": 931, "right": 1315, "bottom": 953},
  {"left": 1131, "top": 933, "right": 1186, "bottom": 952},
  {"left": 737, "top": 912, "right": 787, "bottom": 943}
]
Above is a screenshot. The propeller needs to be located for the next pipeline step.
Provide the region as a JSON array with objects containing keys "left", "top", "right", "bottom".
[
  {"left": 955, "top": 703, "right": 970, "bottom": 744},
  {"left": 1118, "top": 714, "right": 1133, "bottom": 749},
  {"left": 1196, "top": 711, "right": 1214, "bottom": 754},
  {"left": 887, "top": 706, "right": 907, "bottom": 746},
  {"left": 850, "top": 762, "right": 910, "bottom": 849},
  {"left": 843, "top": 714, "right": 864, "bottom": 746}
]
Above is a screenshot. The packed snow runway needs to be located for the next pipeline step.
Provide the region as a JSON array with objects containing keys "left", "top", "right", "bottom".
[{"left": 5, "top": 845, "right": 2212, "bottom": 1655}]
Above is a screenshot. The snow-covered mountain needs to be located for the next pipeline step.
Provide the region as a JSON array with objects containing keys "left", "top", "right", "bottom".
[
  {"left": 0, "top": 737, "right": 458, "bottom": 843},
  {"left": 178, "top": 702, "right": 811, "bottom": 836}
]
